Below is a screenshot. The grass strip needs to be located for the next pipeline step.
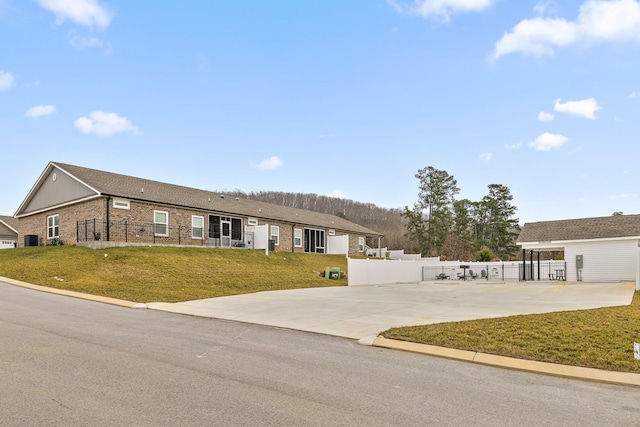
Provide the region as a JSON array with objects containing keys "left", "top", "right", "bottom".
[{"left": 383, "top": 290, "right": 640, "bottom": 373}]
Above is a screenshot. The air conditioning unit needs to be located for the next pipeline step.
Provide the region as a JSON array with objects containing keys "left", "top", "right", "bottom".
[{"left": 24, "top": 235, "right": 39, "bottom": 247}]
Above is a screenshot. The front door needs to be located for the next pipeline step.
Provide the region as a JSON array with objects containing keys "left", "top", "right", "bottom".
[{"left": 221, "top": 217, "right": 231, "bottom": 247}]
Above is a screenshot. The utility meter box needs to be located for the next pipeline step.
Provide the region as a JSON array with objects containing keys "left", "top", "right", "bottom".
[
  {"left": 325, "top": 267, "right": 341, "bottom": 279},
  {"left": 576, "top": 255, "right": 583, "bottom": 269}
]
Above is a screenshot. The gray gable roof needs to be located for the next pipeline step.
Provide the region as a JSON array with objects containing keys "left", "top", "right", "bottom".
[
  {"left": 21, "top": 162, "right": 382, "bottom": 237},
  {"left": 0, "top": 215, "right": 18, "bottom": 234},
  {"left": 518, "top": 214, "right": 640, "bottom": 243}
]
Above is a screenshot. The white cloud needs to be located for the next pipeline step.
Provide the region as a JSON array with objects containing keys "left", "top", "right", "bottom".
[
  {"left": 328, "top": 189, "right": 346, "bottom": 199},
  {"left": 36, "top": 0, "right": 113, "bottom": 30},
  {"left": 538, "top": 111, "right": 555, "bottom": 122},
  {"left": 25, "top": 105, "right": 56, "bottom": 118},
  {"left": 505, "top": 142, "right": 522, "bottom": 150},
  {"left": 74, "top": 111, "right": 140, "bottom": 137},
  {"left": 553, "top": 97, "right": 602, "bottom": 119},
  {"left": 492, "top": 0, "right": 640, "bottom": 60},
  {"left": 529, "top": 132, "right": 569, "bottom": 151},
  {"left": 479, "top": 152, "right": 493, "bottom": 161},
  {"left": 610, "top": 193, "right": 637, "bottom": 200},
  {"left": 0, "top": 70, "right": 15, "bottom": 90},
  {"left": 69, "top": 34, "right": 102, "bottom": 49},
  {"left": 256, "top": 156, "right": 283, "bottom": 171},
  {"left": 628, "top": 90, "right": 639, "bottom": 99},
  {"left": 534, "top": 0, "right": 559, "bottom": 16},
  {"left": 388, "top": 0, "right": 498, "bottom": 23}
]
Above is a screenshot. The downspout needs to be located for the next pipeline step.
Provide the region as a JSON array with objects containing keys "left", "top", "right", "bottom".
[{"left": 106, "top": 196, "right": 110, "bottom": 241}]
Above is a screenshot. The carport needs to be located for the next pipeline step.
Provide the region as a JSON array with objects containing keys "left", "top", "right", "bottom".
[{"left": 518, "top": 214, "right": 640, "bottom": 290}]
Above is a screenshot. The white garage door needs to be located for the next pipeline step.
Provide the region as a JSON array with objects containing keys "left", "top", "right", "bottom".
[{"left": 0, "top": 240, "right": 16, "bottom": 249}]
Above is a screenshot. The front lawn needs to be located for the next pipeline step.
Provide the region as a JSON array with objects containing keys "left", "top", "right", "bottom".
[{"left": 0, "top": 246, "right": 347, "bottom": 303}]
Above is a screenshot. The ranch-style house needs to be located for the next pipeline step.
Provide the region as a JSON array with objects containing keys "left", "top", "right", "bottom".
[{"left": 15, "top": 162, "right": 383, "bottom": 255}]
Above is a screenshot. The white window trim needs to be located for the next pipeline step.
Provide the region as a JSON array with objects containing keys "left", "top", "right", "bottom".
[
  {"left": 112, "top": 198, "right": 131, "bottom": 210},
  {"left": 294, "top": 228, "right": 302, "bottom": 248},
  {"left": 47, "top": 214, "right": 59, "bottom": 239},
  {"left": 270, "top": 225, "right": 280, "bottom": 246},
  {"left": 192, "top": 215, "right": 204, "bottom": 240},
  {"left": 358, "top": 237, "right": 365, "bottom": 252},
  {"left": 154, "top": 210, "right": 169, "bottom": 237}
]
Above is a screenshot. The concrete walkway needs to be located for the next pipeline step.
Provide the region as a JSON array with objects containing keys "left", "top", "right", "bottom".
[{"left": 146, "top": 281, "right": 636, "bottom": 340}]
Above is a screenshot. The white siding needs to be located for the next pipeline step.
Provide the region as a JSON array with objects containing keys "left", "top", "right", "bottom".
[{"left": 564, "top": 240, "right": 637, "bottom": 282}]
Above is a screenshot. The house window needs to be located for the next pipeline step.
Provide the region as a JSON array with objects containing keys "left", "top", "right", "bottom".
[
  {"left": 294, "top": 228, "right": 302, "bottom": 247},
  {"left": 113, "top": 198, "right": 130, "bottom": 210},
  {"left": 270, "top": 225, "right": 280, "bottom": 246},
  {"left": 247, "top": 217, "right": 258, "bottom": 226},
  {"left": 358, "top": 237, "right": 365, "bottom": 252},
  {"left": 154, "top": 211, "right": 169, "bottom": 236},
  {"left": 192, "top": 215, "right": 204, "bottom": 239},
  {"left": 47, "top": 214, "right": 59, "bottom": 239}
]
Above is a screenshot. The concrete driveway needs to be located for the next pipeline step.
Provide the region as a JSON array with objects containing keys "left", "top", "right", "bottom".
[{"left": 146, "top": 281, "right": 636, "bottom": 340}]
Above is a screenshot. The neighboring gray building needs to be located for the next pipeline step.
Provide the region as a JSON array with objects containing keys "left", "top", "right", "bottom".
[
  {"left": 0, "top": 215, "right": 18, "bottom": 249},
  {"left": 518, "top": 215, "right": 640, "bottom": 288},
  {"left": 15, "top": 161, "right": 383, "bottom": 255}
]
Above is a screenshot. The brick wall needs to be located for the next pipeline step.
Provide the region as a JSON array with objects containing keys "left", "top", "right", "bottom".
[
  {"left": 18, "top": 196, "right": 374, "bottom": 255},
  {"left": 18, "top": 198, "right": 106, "bottom": 247}
]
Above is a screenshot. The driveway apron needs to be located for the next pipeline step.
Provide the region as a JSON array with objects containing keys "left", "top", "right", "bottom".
[{"left": 146, "top": 282, "right": 636, "bottom": 340}]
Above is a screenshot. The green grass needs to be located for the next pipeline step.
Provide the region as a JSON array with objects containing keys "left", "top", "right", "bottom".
[
  {"left": 0, "top": 246, "right": 347, "bottom": 303},
  {"left": 383, "top": 290, "right": 640, "bottom": 373}
]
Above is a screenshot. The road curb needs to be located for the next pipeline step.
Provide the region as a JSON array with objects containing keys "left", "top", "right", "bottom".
[
  {"left": 373, "top": 336, "right": 640, "bottom": 387},
  {"left": 0, "top": 276, "right": 138, "bottom": 308}
]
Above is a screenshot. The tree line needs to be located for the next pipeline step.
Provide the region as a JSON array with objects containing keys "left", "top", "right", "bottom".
[
  {"left": 223, "top": 165, "right": 521, "bottom": 261},
  {"left": 402, "top": 166, "right": 520, "bottom": 261}
]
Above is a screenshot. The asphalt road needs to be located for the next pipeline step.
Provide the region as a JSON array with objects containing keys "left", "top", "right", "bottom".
[{"left": 1, "top": 282, "right": 639, "bottom": 426}]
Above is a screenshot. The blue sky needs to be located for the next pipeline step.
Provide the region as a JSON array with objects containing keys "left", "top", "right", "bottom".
[{"left": 1, "top": 0, "right": 639, "bottom": 225}]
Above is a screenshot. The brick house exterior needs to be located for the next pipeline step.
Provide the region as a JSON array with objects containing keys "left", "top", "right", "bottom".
[{"left": 15, "top": 162, "right": 383, "bottom": 255}]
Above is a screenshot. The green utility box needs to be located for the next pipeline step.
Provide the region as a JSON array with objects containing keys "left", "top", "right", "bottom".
[{"left": 325, "top": 267, "right": 341, "bottom": 279}]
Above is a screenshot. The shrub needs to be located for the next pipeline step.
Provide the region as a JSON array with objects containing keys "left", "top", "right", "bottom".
[
  {"left": 475, "top": 247, "right": 494, "bottom": 262},
  {"left": 46, "top": 237, "right": 64, "bottom": 246}
]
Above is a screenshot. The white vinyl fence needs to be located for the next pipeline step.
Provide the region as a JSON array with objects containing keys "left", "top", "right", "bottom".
[{"left": 347, "top": 258, "right": 566, "bottom": 286}]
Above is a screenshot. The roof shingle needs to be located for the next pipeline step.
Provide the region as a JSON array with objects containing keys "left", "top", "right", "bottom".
[
  {"left": 517, "top": 214, "right": 640, "bottom": 243},
  {"left": 0, "top": 215, "right": 18, "bottom": 232},
  {"left": 53, "top": 162, "right": 382, "bottom": 237}
]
